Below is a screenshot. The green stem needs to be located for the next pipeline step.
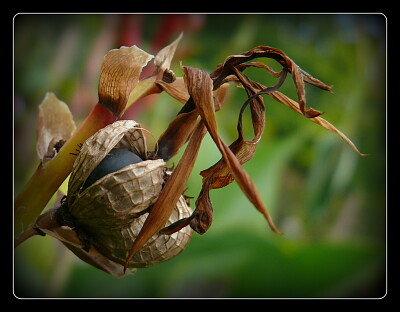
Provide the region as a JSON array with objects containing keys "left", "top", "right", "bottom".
[{"left": 14, "top": 103, "right": 117, "bottom": 245}]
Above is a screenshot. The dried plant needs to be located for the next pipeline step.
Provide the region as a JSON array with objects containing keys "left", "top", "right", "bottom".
[{"left": 14, "top": 34, "right": 365, "bottom": 276}]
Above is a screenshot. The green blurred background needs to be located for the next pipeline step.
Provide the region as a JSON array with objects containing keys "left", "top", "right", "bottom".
[{"left": 13, "top": 13, "right": 386, "bottom": 298}]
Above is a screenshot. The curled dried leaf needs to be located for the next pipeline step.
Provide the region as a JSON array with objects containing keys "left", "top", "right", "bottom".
[
  {"left": 210, "top": 45, "right": 332, "bottom": 118},
  {"left": 154, "top": 79, "right": 229, "bottom": 161},
  {"left": 98, "top": 45, "right": 154, "bottom": 117},
  {"left": 268, "top": 90, "right": 367, "bottom": 156},
  {"left": 208, "top": 44, "right": 364, "bottom": 157},
  {"left": 183, "top": 65, "right": 281, "bottom": 234}
]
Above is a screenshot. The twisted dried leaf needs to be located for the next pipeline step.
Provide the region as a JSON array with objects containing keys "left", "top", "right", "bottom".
[
  {"left": 268, "top": 90, "right": 367, "bottom": 156},
  {"left": 125, "top": 120, "right": 207, "bottom": 270},
  {"left": 210, "top": 46, "right": 362, "bottom": 155},
  {"left": 211, "top": 45, "right": 332, "bottom": 118},
  {"left": 183, "top": 65, "right": 281, "bottom": 234}
]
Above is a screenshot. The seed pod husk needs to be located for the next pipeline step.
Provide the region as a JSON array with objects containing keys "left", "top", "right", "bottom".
[{"left": 66, "top": 120, "right": 193, "bottom": 269}]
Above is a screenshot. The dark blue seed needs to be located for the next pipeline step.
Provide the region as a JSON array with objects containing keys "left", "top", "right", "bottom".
[{"left": 82, "top": 148, "right": 143, "bottom": 191}]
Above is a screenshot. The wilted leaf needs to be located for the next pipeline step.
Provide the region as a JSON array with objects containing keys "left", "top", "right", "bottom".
[
  {"left": 155, "top": 77, "right": 189, "bottom": 104},
  {"left": 209, "top": 45, "right": 364, "bottom": 156},
  {"left": 154, "top": 79, "right": 228, "bottom": 161},
  {"left": 36, "top": 92, "right": 76, "bottom": 165},
  {"left": 125, "top": 33, "right": 185, "bottom": 111},
  {"left": 183, "top": 65, "right": 281, "bottom": 234},
  {"left": 125, "top": 120, "right": 207, "bottom": 270},
  {"left": 156, "top": 108, "right": 199, "bottom": 161},
  {"left": 98, "top": 45, "right": 154, "bottom": 117},
  {"left": 20, "top": 38, "right": 367, "bottom": 279},
  {"left": 154, "top": 32, "right": 183, "bottom": 74},
  {"left": 210, "top": 45, "right": 332, "bottom": 118},
  {"left": 268, "top": 90, "right": 367, "bottom": 156}
]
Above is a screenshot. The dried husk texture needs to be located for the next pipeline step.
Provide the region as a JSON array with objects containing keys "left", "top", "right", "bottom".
[
  {"left": 68, "top": 120, "right": 147, "bottom": 203},
  {"left": 93, "top": 196, "right": 193, "bottom": 268},
  {"left": 66, "top": 120, "right": 193, "bottom": 270},
  {"left": 69, "top": 159, "right": 166, "bottom": 228},
  {"left": 124, "top": 120, "right": 207, "bottom": 268}
]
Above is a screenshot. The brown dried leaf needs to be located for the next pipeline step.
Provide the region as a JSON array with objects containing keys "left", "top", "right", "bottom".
[
  {"left": 154, "top": 79, "right": 229, "bottom": 161},
  {"left": 36, "top": 92, "right": 76, "bottom": 165},
  {"left": 125, "top": 121, "right": 207, "bottom": 270},
  {"left": 183, "top": 66, "right": 281, "bottom": 234},
  {"left": 199, "top": 65, "right": 266, "bottom": 190},
  {"left": 269, "top": 90, "right": 367, "bottom": 156},
  {"left": 154, "top": 32, "right": 183, "bottom": 74},
  {"left": 210, "top": 45, "right": 332, "bottom": 118},
  {"left": 125, "top": 34, "right": 185, "bottom": 112},
  {"left": 155, "top": 77, "right": 189, "bottom": 104},
  {"left": 155, "top": 75, "right": 230, "bottom": 109},
  {"left": 156, "top": 109, "right": 198, "bottom": 161},
  {"left": 98, "top": 45, "right": 153, "bottom": 118}
]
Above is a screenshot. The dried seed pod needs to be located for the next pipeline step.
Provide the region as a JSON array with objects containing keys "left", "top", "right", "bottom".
[
  {"left": 65, "top": 120, "right": 193, "bottom": 269},
  {"left": 81, "top": 148, "right": 144, "bottom": 192}
]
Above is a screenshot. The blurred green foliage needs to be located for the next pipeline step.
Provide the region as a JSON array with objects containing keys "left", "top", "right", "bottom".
[{"left": 14, "top": 13, "right": 386, "bottom": 298}]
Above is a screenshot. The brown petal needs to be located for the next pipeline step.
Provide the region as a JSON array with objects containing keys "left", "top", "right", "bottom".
[
  {"left": 36, "top": 92, "right": 76, "bottom": 165},
  {"left": 98, "top": 45, "right": 153, "bottom": 118},
  {"left": 154, "top": 32, "right": 183, "bottom": 74},
  {"left": 125, "top": 34, "right": 185, "bottom": 112}
]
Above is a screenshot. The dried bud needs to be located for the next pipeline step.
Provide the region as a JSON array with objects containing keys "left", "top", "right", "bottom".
[{"left": 63, "top": 120, "right": 193, "bottom": 270}]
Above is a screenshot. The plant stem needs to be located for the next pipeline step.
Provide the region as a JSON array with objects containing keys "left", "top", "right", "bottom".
[{"left": 14, "top": 103, "right": 117, "bottom": 245}]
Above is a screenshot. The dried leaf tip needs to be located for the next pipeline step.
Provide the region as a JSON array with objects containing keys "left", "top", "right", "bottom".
[
  {"left": 98, "top": 45, "right": 154, "bottom": 118},
  {"left": 154, "top": 32, "right": 183, "bottom": 74}
]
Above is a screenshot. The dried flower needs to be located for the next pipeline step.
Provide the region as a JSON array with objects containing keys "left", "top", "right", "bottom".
[
  {"left": 16, "top": 36, "right": 365, "bottom": 277},
  {"left": 35, "top": 120, "right": 193, "bottom": 276},
  {"left": 14, "top": 36, "right": 182, "bottom": 245},
  {"left": 123, "top": 46, "right": 366, "bottom": 270}
]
